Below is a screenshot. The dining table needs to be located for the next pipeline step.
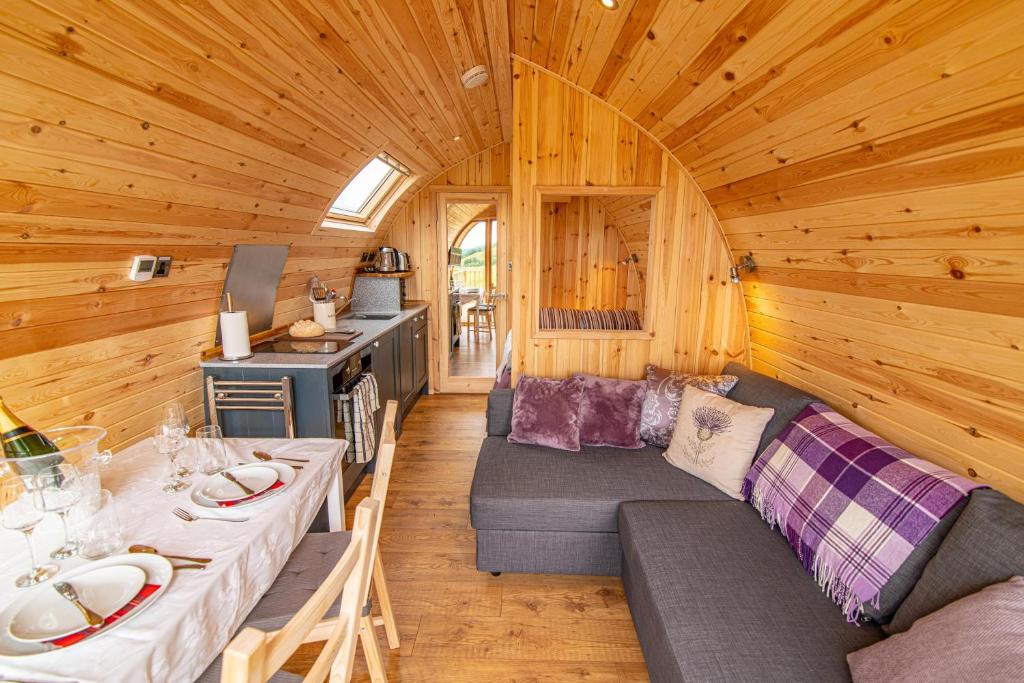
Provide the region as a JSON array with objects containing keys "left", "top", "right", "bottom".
[{"left": 0, "top": 436, "right": 348, "bottom": 683}]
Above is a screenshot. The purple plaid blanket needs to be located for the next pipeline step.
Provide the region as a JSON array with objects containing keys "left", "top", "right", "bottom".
[{"left": 741, "top": 403, "right": 983, "bottom": 622}]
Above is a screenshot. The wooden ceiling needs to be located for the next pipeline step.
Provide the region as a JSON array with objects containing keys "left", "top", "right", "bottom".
[
  {"left": 0, "top": 0, "right": 511, "bottom": 230},
  {"left": 510, "top": 0, "right": 1024, "bottom": 497}
]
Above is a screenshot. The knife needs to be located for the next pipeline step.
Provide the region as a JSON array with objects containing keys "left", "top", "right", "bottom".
[{"left": 220, "top": 470, "right": 255, "bottom": 496}]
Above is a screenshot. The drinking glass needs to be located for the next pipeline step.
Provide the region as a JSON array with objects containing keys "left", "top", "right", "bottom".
[
  {"left": 155, "top": 424, "right": 189, "bottom": 492},
  {"left": 74, "top": 489, "right": 123, "bottom": 560},
  {"left": 195, "top": 425, "right": 230, "bottom": 475},
  {"left": 0, "top": 477, "right": 59, "bottom": 587},
  {"left": 32, "top": 463, "right": 83, "bottom": 560}
]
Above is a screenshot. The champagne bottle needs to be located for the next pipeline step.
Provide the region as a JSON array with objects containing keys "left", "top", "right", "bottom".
[{"left": 0, "top": 396, "right": 65, "bottom": 476}]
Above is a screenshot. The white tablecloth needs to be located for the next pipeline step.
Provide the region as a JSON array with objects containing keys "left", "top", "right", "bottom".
[{"left": 0, "top": 437, "right": 347, "bottom": 683}]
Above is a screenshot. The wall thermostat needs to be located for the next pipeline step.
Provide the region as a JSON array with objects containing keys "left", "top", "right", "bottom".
[{"left": 128, "top": 255, "right": 157, "bottom": 281}]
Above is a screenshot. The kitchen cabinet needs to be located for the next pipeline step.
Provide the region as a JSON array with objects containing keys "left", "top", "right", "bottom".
[
  {"left": 412, "top": 319, "right": 428, "bottom": 390},
  {"left": 370, "top": 328, "right": 399, "bottom": 432},
  {"left": 398, "top": 312, "right": 429, "bottom": 414}
]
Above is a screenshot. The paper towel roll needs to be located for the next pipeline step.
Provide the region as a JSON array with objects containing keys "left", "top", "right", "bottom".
[{"left": 220, "top": 310, "right": 252, "bottom": 360}]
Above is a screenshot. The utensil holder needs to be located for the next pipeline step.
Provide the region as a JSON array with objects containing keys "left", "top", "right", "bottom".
[{"left": 313, "top": 302, "right": 337, "bottom": 331}]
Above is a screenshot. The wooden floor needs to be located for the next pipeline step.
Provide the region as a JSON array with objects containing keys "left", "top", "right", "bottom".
[
  {"left": 449, "top": 327, "right": 497, "bottom": 377},
  {"left": 289, "top": 394, "right": 649, "bottom": 681}
]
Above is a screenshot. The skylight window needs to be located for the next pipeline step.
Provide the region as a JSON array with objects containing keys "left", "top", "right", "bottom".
[{"left": 323, "top": 152, "right": 411, "bottom": 230}]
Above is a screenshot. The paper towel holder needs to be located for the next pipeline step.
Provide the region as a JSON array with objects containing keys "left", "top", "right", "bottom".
[{"left": 219, "top": 293, "right": 255, "bottom": 362}]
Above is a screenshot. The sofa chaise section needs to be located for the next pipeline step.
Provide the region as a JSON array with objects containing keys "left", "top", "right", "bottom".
[{"left": 619, "top": 501, "right": 883, "bottom": 683}]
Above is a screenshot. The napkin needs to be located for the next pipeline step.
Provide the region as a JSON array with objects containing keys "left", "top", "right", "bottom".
[
  {"left": 217, "top": 478, "right": 284, "bottom": 507},
  {"left": 48, "top": 583, "right": 161, "bottom": 648}
]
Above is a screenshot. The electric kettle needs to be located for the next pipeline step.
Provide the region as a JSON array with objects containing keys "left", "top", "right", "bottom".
[
  {"left": 396, "top": 251, "right": 411, "bottom": 272},
  {"left": 374, "top": 247, "right": 398, "bottom": 273}
]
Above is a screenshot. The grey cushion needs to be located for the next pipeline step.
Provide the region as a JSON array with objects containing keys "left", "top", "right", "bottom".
[
  {"left": 470, "top": 436, "right": 731, "bottom": 533},
  {"left": 486, "top": 388, "right": 515, "bottom": 436},
  {"left": 194, "top": 531, "right": 351, "bottom": 682},
  {"left": 619, "top": 501, "right": 882, "bottom": 683},
  {"left": 886, "top": 489, "right": 1024, "bottom": 634},
  {"left": 723, "top": 361, "right": 819, "bottom": 455}
]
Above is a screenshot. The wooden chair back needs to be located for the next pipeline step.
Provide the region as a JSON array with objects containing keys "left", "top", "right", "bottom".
[
  {"left": 368, "top": 400, "right": 398, "bottom": 539},
  {"left": 220, "top": 497, "right": 381, "bottom": 683},
  {"left": 206, "top": 376, "right": 296, "bottom": 438}
]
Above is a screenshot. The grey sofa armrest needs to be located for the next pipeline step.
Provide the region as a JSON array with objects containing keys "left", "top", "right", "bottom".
[{"left": 486, "top": 389, "right": 515, "bottom": 436}]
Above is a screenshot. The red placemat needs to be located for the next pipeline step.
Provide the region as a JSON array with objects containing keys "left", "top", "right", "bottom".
[
  {"left": 217, "top": 478, "right": 284, "bottom": 507},
  {"left": 48, "top": 583, "right": 161, "bottom": 648}
]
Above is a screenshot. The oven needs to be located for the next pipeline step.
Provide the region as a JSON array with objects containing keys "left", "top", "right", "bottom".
[{"left": 330, "top": 352, "right": 377, "bottom": 495}]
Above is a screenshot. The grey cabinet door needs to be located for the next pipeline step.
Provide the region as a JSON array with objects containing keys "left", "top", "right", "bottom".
[
  {"left": 412, "top": 321, "right": 428, "bottom": 389},
  {"left": 399, "top": 320, "right": 415, "bottom": 405},
  {"left": 372, "top": 329, "right": 398, "bottom": 407}
]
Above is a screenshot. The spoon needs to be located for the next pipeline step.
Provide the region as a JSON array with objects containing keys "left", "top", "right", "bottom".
[
  {"left": 129, "top": 544, "right": 211, "bottom": 564},
  {"left": 54, "top": 582, "right": 103, "bottom": 627},
  {"left": 253, "top": 451, "right": 309, "bottom": 464}
]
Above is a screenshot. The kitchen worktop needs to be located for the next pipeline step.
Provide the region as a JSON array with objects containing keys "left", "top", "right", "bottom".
[{"left": 200, "top": 302, "right": 429, "bottom": 370}]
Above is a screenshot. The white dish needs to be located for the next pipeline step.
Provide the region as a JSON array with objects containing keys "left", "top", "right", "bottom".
[
  {"left": 190, "top": 461, "right": 295, "bottom": 510},
  {"left": 199, "top": 465, "right": 278, "bottom": 502},
  {"left": 9, "top": 565, "right": 146, "bottom": 643},
  {"left": 0, "top": 553, "right": 173, "bottom": 657}
]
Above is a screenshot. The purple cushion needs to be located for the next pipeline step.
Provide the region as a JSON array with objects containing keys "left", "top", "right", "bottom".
[
  {"left": 576, "top": 375, "right": 646, "bottom": 449},
  {"left": 508, "top": 376, "right": 585, "bottom": 451},
  {"left": 640, "top": 365, "right": 739, "bottom": 447}
]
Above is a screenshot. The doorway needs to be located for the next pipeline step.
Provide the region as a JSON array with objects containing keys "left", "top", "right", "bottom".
[{"left": 435, "top": 191, "right": 509, "bottom": 393}]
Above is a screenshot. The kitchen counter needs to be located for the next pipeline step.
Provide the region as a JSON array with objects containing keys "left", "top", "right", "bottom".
[{"left": 200, "top": 302, "right": 429, "bottom": 370}]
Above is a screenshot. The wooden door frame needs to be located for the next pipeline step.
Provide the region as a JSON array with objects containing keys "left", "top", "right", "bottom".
[{"left": 434, "top": 189, "right": 510, "bottom": 393}]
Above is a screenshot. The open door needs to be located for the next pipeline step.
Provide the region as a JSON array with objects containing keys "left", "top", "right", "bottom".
[{"left": 435, "top": 191, "right": 509, "bottom": 393}]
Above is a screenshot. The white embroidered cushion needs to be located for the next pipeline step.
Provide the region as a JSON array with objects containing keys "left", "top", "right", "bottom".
[{"left": 663, "top": 385, "right": 774, "bottom": 500}]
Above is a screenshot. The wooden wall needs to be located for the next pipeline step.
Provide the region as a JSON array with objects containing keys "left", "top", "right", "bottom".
[
  {"left": 0, "top": 0, "right": 516, "bottom": 454},
  {"left": 538, "top": 196, "right": 643, "bottom": 313},
  {"left": 510, "top": 0, "right": 1024, "bottom": 499},
  {"left": 384, "top": 144, "right": 512, "bottom": 390},
  {"left": 511, "top": 62, "right": 748, "bottom": 380}
]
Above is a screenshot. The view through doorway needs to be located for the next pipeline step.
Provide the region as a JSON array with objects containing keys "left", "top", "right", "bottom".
[{"left": 448, "top": 202, "right": 498, "bottom": 377}]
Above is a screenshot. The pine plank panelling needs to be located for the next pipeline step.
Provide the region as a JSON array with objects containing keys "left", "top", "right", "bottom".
[
  {"left": 509, "top": 0, "right": 1024, "bottom": 499},
  {"left": 0, "top": 0, "right": 510, "bottom": 454},
  {"left": 539, "top": 196, "right": 645, "bottom": 313},
  {"left": 510, "top": 61, "right": 748, "bottom": 381}
]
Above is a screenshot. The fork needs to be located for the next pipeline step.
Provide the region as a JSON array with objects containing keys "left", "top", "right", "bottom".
[{"left": 172, "top": 507, "right": 249, "bottom": 523}]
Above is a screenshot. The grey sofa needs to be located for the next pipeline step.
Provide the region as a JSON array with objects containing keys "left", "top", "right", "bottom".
[{"left": 468, "top": 363, "right": 1024, "bottom": 682}]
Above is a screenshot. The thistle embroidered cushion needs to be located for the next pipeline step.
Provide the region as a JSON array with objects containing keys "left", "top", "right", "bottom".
[
  {"left": 663, "top": 386, "right": 774, "bottom": 499},
  {"left": 640, "top": 365, "right": 739, "bottom": 448},
  {"left": 507, "top": 375, "right": 586, "bottom": 451}
]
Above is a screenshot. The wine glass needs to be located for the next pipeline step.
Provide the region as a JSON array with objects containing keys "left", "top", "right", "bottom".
[
  {"left": 155, "top": 424, "right": 189, "bottom": 492},
  {"left": 161, "top": 402, "right": 192, "bottom": 477},
  {"left": 32, "top": 464, "right": 83, "bottom": 560},
  {"left": 163, "top": 401, "right": 190, "bottom": 437},
  {"left": 1, "top": 477, "right": 59, "bottom": 587}
]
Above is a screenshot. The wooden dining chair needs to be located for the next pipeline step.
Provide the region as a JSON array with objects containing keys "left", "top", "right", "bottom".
[
  {"left": 199, "top": 400, "right": 401, "bottom": 683},
  {"left": 219, "top": 497, "right": 380, "bottom": 683},
  {"left": 469, "top": 290, "right": 495, "bottom": 340}
]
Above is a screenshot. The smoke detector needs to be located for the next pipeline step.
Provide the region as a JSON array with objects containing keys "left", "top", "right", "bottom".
[{"left": 461, "top": 65, "right": 489, "bottom": 89}]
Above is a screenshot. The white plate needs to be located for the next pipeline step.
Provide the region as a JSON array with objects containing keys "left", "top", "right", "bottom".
[
  {"left": 190, "top": 461, "right": 296, "bottom": 510},
  {"left": 199, "top": 465, "right": 278, "bottom": 502},
  {"left": 0, "top": 554, "right": 173, "bottom": 657},
  {"left": 9, "top": 565, "right": 146, "bottom": 642}
]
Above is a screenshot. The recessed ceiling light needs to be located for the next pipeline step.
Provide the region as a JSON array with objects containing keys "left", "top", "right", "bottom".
[
  {"left": 599, "top": 0, "right": 619, "bottom": 9},
  {"left": 452, "top": 135, "right": 462, "bottom": 142}
]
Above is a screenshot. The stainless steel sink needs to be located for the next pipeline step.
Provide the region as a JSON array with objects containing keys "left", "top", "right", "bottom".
[{"left": 341, "top": 313, "right": 399, "bottom": 321}]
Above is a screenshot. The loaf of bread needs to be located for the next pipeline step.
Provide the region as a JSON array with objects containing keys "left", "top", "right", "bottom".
[{"left": 289, "top": 319, "right": 325, "bottom": 338}]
